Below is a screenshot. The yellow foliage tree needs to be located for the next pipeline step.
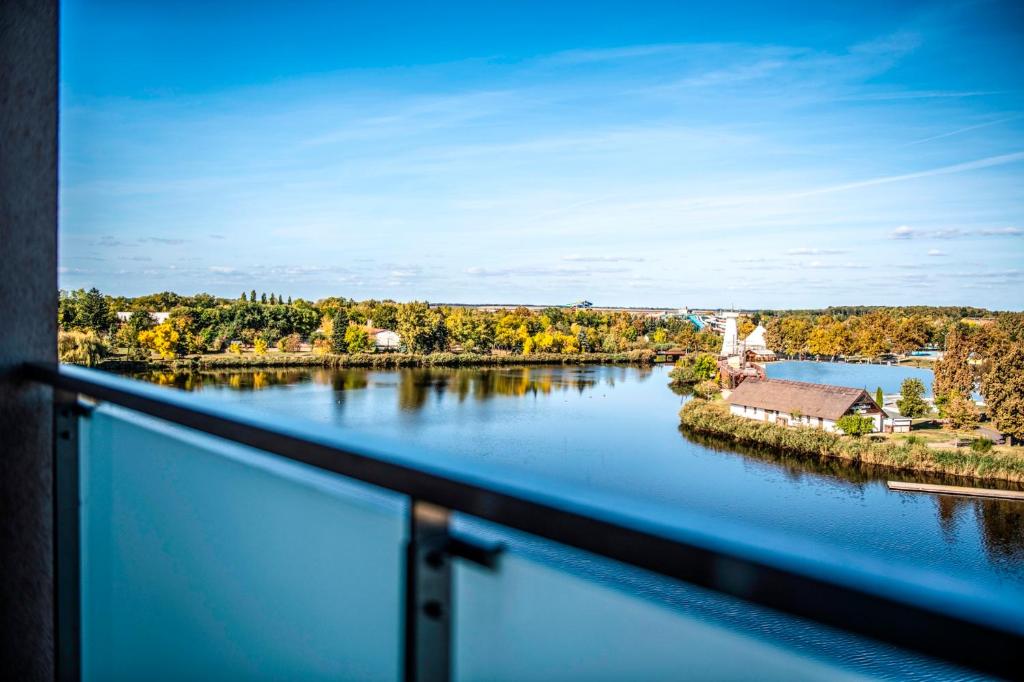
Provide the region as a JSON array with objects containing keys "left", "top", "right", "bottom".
[
  {"left": 138, "top": 322, "right": 183, "bottom": 359},
  {"left": 253, "top": 338, "right": 268, "bottom": 356}
]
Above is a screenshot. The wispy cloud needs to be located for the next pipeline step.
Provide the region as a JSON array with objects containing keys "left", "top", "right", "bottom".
[
  {"left": 562, "top": 254, "right": 645, "bottom": 262},
  {"left": 901, "top": 115, "right": 1021, "bottom": 147},
  {"left": 891, "top": 225, "right": 1023, "bottom": 239},
  {"left": 795, "top": 151, "right": 1024, "bottom": 201},
  {"left": 786, "top": 247, "right": 847, "bottom": 255},
  {"left": 138, "top": 237, "right": 188, "bottom": 245}
]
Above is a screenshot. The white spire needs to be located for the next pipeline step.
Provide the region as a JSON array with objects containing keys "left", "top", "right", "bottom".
[{"left": 720, "top": 312, "right": 739, "bottom": 357}]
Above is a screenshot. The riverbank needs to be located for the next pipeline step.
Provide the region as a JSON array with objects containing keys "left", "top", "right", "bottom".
[
  {"left": 98, "top": 349, "right": 657, "bottom": 372},
  {"left": 679, "top": 398, "right": 1024, "bottom": 484}
]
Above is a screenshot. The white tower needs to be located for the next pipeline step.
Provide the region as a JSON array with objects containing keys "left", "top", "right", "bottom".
[{"left": 720, "top": 311, "right": 739, "bottom": 357}]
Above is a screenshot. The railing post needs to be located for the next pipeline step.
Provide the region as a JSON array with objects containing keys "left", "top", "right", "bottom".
[
  {"left": 54, "top": 390, "right": 85, "bottom": 682},
  {"left": 404, "top": 501, "right": 452, "bottom": 682}
]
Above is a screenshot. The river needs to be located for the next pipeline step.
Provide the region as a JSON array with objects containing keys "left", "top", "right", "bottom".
[{"left": 132, "top": 360, "right": 1022, "bottom": 677}]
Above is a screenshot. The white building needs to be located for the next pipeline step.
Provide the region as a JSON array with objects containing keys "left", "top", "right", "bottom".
[
  {"left": 720, "top": 312, "right": 739, "bottom": 357},
  {"left": 365, "top": 320, "right": 400, "bottom": 350},
  {"left": 116, "top": 311, "right": 171, "bottom": 324},
  {"left": 727, "top": 378, "right": 885, "bottom": 433}
]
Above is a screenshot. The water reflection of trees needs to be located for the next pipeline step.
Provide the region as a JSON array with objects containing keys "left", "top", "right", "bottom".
[
  {"left": 137, "top": 369, "right": 313, "bottom": 392},
  {"left": 395, "top": 367, "right": 599, "bottom": 411},
  {"left": 975, "top": 499, "right": 1024, "bottom": 565},
  {"left": 681, "top": 427, "right": 1024, "bottom": 567}
]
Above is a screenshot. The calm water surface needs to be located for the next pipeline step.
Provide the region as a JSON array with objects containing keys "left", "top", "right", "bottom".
[{"left": 138, "top": 360, "right": 1023, "bottom": 591}]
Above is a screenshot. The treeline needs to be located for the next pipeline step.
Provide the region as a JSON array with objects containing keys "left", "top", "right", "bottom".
[
  {"left": 56, "top": 288, "right": 722, "bottom": 362},
  {"left": 758, "top": 310, "right": 1024, "bottom": 359}
]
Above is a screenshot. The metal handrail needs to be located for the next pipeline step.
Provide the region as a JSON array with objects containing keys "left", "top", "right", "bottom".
[{"left": 23, "top": 362, "right": 1024, "bottom": 677}]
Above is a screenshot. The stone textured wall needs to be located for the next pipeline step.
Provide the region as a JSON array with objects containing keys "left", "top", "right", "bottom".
[{"left": 0, "top": 0, "right": 58, "bottom": 677}]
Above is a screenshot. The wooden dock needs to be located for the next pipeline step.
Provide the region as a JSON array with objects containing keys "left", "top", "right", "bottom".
[{"left": 886, "top": 481, "right": 1024, "bottom": 501}]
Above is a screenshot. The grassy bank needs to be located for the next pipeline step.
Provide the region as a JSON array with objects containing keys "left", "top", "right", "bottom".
[
  {"left": 99, "top": 349, "right": 657, "bottom": 372},
  {"left": 679, "top": 398, "right": 1024, "bottom": 484}
]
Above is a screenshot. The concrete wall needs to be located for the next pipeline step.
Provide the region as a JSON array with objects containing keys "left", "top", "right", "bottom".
[{"left": 0, "top": 0, "right": 59, "bottom": 676}]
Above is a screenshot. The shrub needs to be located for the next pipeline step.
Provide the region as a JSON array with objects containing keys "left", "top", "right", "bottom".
[
  {"left": 312, "top": 338, "right": 332, "bottom": 356},
  {"left": 692, "top": 380, "right": 721, "bottom": 400},
  {"left": 625, "top": 348, "right": 656, "bottom": 363},
  {"left": 669, "top": 353, "right": 718, "bottom": 386},
  {"left": 58, "top": 330, "right": 109, "bottom": 367},
  {"left": 253, "top": 338, "right": 268, "bottom": 356},
  {"left": 836, "top": 414, "right": 875, "bottom": 437},
  {"left": 228, "top": 342, "right": 243, "bottom": 355},
  {"left": 970, "top": 438, "right": 993, "bottom": 453},
  {"left": 277, "top": 333, "right": 302, "bottom": 353}
]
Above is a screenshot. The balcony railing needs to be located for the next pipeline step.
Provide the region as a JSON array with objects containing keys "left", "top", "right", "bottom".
[{"left": 25, "top": 363, "right": 1024, "bottom": 680}]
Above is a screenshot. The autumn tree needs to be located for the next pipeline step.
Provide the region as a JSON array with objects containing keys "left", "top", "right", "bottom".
[
  {"left": 891, "top": 316, "right": 929, "bottom": 355},
  {"left": 58, "top": 330, "right": 109, "bottom": 367},
  {"left": 944, "top": 393, "right": 979, "bottom": 432},
  {"left": 779, "top": 318, "right": 811, "bottom": 356},
  {"left": 934, "top": 326, "right": 974, "bottom": 402},
  {"left": 849, "top": 312, "right": 890, "bottom": 358},
  {"left": 807, "top": 318, "right": 848, "bottom": 359},
  {"left": 981, "top": 342, "right": 1024, "bottom": 443},
  {"left": 737, "top": 317, "right": 756, "bottom": 339},
  {"left": 138, "top": 322, "right": 184, "bottom": 359}
]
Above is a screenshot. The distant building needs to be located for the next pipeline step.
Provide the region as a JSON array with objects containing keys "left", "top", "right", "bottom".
[
  {"left": 727, "top": 378, "right": 884, "bottom": 433},
  {"left": 365, "top": 319, "right": 400, "bottom": 350},
  {"left": 116, "top": 311, "right": 171, "bottom": 324}
]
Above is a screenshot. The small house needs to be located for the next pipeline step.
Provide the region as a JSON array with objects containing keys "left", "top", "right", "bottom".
[
  {"left": 365, "top": 319, "right": 400, "bottom": 351},
  {"left": 727, "top": 378, "right": 884, "bottom": 433}
]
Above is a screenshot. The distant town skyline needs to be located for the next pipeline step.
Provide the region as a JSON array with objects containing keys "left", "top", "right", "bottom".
[{"left": 60, "top": 1, "right": 1024, "bottom": 309}]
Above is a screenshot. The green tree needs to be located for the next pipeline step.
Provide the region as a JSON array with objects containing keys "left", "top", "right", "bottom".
[
  {"left": 72, "top": 287, "right": 115, "bottom": 333},
  {"left": 250, "top": 289, "right": 257, "bottom": 302},
  {"left": 896, "top": 378, "right": 929, "bottom": 418},
  {"left": 396, "top": 302, "right": 446, "bottom": 353},
  {"left": 875, "top": 386, "right": 884, "bottom": 407},
  {"left": 836, "top": 414, "right": 874, "bottom": 437},
  {"left": 345, "top": 325, "right": 375, "bottom": 353},
  {"left": 330, "top": 308, "right": 350, "bottom": 353},
  {"left": 980, "top": 342, "right": 1024, "bottom": 443}
]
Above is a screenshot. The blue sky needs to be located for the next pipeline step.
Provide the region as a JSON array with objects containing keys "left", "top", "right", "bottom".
[{"left": 59, "top": 0, "right": 1024, "bottom": 309}]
